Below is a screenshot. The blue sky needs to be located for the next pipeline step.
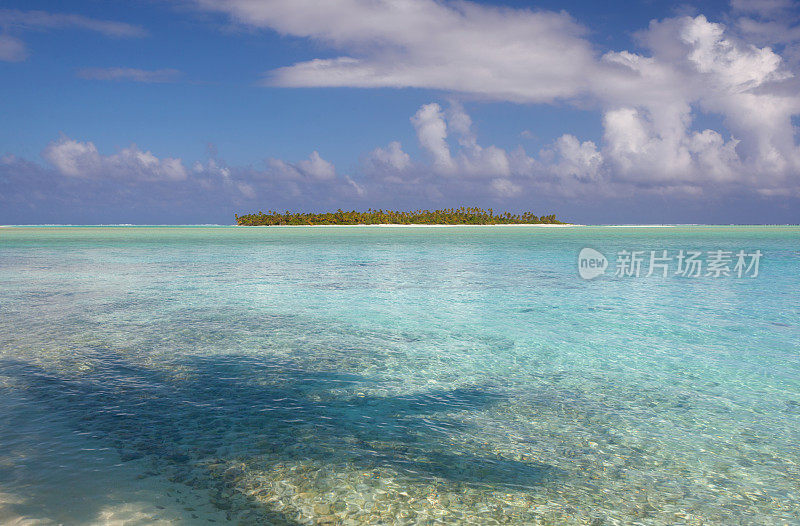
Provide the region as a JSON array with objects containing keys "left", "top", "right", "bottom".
[{"left": 1, "top": 0, "right": 799, "bottom": 224}]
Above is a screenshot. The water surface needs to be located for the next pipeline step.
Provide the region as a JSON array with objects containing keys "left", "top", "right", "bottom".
[{"left": 1, "top": 226, "right": 798, "bottom": 524}]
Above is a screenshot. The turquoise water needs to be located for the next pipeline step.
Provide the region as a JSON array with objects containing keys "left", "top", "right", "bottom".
[{"left": 0, "top": 226, "right": 798, "bottom": 525}]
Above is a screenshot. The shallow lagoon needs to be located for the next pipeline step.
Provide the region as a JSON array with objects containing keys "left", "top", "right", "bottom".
[{"left": 1, "top": 226, "right": 799, "bottom": 524}]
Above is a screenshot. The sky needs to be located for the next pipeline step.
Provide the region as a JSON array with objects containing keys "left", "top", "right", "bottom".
[{"left": 1, "top": 0, "right": 800, "bottom": 224}]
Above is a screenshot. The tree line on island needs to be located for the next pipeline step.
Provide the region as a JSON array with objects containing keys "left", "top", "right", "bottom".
[{"left": 235, "top": 208, "right": 562, "bottom": 226}]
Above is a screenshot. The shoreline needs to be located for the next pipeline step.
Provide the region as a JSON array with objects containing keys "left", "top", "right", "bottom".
[
  {"left": 3, "top": 223, "right": 798, "bottom": 228},
  {"left": 1, "top": 223, "right": 580, "bottom": 228},
  {"left": 244, "top": 223, "right": 582, "bottom": 227}
]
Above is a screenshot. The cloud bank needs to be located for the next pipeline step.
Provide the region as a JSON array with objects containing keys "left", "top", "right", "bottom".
[
  {"left": 3, "top": 1, "right": 800, "bottom": 224},
  {"left": 192, "top": 0, "right": 800, "bottom": 197},
  {"left": 42, "top": 137, "right": 188, "bottom": 182}
]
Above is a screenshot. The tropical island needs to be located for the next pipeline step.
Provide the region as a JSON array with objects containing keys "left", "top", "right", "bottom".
[{"left": 235, "top": 208, "right": 563, "bottom": 226}]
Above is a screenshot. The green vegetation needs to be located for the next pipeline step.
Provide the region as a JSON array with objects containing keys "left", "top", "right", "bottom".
[{"left": 235, "top": 208, "right": 563, "bottom": 226}]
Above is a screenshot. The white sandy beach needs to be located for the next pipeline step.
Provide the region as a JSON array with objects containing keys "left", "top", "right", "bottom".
[{"left": 236, "top": 223, "right": 583, "bottom": 227}]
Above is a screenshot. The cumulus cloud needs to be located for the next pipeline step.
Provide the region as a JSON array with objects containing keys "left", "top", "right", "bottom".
[
  {"left": 681, "top": 15, "right": 790, "bottom": 90},
  {"left": 446, "top": 102, "right": 511, "bottom": 177},
  {"left": 193, "top": 158, "right": 265, "bottom": 199},
  {"left": 601, "top": 107, "right": 691, "bottom": 182},
  {"left": 410, "top": 103, "right": 455, "bottom": 174},
  {"left": 2, "top": 135, "right": 370, "bottom": 222},
  {"left": 369, "top": 96, "right": 798, "bottom": 199},
  {"left": 77, "top": 68, "right": 182, "bottom": 83},
  {"left": 296, "top": 151, "right": 336, "bottom": 180},
  {"left": 194, "top": 158, "right": 232, "bottom": 183},
  {"left": 5, "top": 1, "right": 800, "bottom": 222},
  {"left": 190, "top": 1, "right": 800, "bottom": 197},
  {"left": 408, "top": 101, "right": 513, "bottom": 178},
  {"left": 400, "top": 102, "right": 606, "bottom": 194},
  {"left": 266, "top": 151, "right": 337, "bottom": 182},
  {"left": 542, "top": 135, "right": 604, "bottom": 182},
  {"left": 365, "top": 141, "right": 411, "bottom": 173},
  {"left": 588, "top": 14, "right": 800, "bottom": 193},
  {"left": 43, "top": 137, "right": 187, "bottom": 182}
]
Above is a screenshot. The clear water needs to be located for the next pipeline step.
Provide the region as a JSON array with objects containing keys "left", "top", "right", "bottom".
[{"left": 0, "top": 226, "right": 798, "bottom": 525}]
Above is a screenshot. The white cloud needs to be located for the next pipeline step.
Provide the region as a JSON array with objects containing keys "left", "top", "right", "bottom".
[
  {"left": 730, "top": 0, "right": 797, "bottom": 18},
  {"left": 7, "top": 2, "right": 799, "bottom": 206},
  {"left": 0, "top": 9, "right": 145, "bottom": 62},
  {"left": 194, "top": 158, "right": 231, "bottom": 181},
  {"left": 599, "top": 103, "right": 744, "bottom": 187},
  {"left": 192, "top": 1, "right": 800, "bottom": 196},
  {"left": 680, "top": 15, "right": 791, "bottom": 91},
  {"left": 43, "top": 137, "right": 187, "bottom": 182},
  {"left": 736, "top": 18, "right": 800, "bottom": 46},
  {"left": 365, "top": 141, "right": 411, "bottom": 172},
  {"left": 0, "top": 9, "right": 146, "bottom": 38},
  {"left": 447, "top": 143, "right": 508, "bottom": 178},
  {"left": 196, "top": 0, "right": 596, "bottom": 103},
  {"left": 42, "top": 138, "right": 101, "bottom": 177},
  {"left": 445, "top": 101, "right": 510, "bottom": 177},
  {"left": 192, "top": 158, "right": 261, "bottom": 198},
  {"left": 490, "top": 178, "right": 521, "bottom": 197},
  {"left": 296, "top": 151, "right": 336, "bottom": 180},
  {"left": 265, "top": 158, "right": 301, "bottom": 180},
  {"left": 408, "top": 101, "right": 512, "bottom": 178},
  {"left": 411, "top": 103, "right": 455, "bottom": 174},
  {"left": 345, "top": 176, "right": 366, "bottom": 197},
  {"left": 544, "top": 135, "right": 604, "bottom": 181},
  {"left": 446, "top": 102, "right": 475, "bottom": 147},
  {"left": 601, "top": 107, "right": 693, "bottom": 181},
  {"left": 728, "top": 0, "right": 800, "bottom": 49},
  {"left": 267, "top": 151, "right": 337, "bottom": 181},
  {"left": 688, "top": 129, "right": 742, "bottom": 181},
  {"left": 0, "top": 34, "right": 27, "bottom": 62},
  {"left": 376, "top": 98, "right": 794, "bottom": 198},
  {"left": 597, "top": 15, "right": 800, "bottom": 191},
  {"left": 77, "top": 68, "right": 182, "bottom": 83},
  {"left": 236, "top": 182, "right": 256, "bottom": 199}
]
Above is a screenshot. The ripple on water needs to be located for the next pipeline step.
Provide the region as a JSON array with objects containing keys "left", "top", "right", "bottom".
[{"left": 1, "top": 226, "right": 799, "bottom": 524}]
